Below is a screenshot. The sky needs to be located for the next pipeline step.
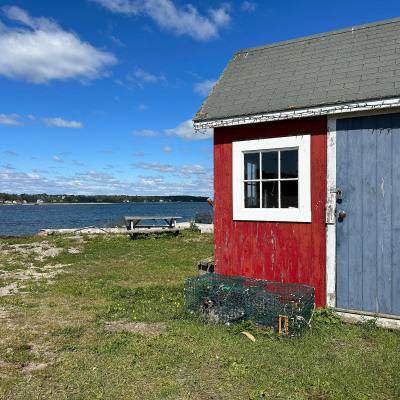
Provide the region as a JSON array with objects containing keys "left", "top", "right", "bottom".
[{"left": 1, "top": 0, "right": 400, "bottom": 196}]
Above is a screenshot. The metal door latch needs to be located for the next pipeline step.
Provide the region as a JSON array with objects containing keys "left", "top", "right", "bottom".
[
  {"left": 330, "top": 188, "right": 343, "bottom": 201},
  {"left": 338, "top": 210, "right": 347, "bottom": 222}
]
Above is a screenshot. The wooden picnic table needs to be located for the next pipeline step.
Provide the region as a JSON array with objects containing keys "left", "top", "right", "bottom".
[{"left": 123, "top": 216, "right": 182, "bottom": 236}]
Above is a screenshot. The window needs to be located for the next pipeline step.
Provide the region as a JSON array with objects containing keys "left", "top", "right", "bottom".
[
  {"left": 232, "top": 135, "right": 311, "bottom": 222},
  {"left": 244, "top": 149, "right": 299, "bottom": 209}
]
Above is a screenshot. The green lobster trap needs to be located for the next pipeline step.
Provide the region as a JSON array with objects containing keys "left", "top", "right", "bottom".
[{"left": 184, "top": 273, "right": 315, "bottom": 336}]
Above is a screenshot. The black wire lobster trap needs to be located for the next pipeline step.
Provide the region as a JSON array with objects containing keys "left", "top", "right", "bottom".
[{"left": 184, "top": 273, "right": 315, "bottom": 336}]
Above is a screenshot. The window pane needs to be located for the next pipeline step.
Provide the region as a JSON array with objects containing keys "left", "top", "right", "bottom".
[
  {"left": 262, "top": 181, "right": 279, "bottom": 208},
  {"left": 280, "top": 150, "right": 298, "bottom": 179},
  {"left": 281, "top": 180, "right": 298, "bottom": 208},
  {"left": 244, "top": 153, "right": 259, "bottom": 180},
  {"left": 244, "top": 182, "right": 260, "bottom": 208},
  {"left": 262, "top": 151, "right": 278, "bottom": 179}
]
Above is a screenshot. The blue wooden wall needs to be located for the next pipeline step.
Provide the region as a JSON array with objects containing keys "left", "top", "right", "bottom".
[{"left": 336, "top": 113, "right": 400, "bottom": 316}]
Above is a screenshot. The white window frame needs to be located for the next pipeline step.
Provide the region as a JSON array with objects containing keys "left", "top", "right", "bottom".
[{"left": 232, "top": 135, "right": 311, "bottom": 222}]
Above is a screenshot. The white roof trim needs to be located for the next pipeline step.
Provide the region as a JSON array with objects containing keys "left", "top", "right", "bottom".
[{"left": 193, "top": 98, "right": 400, "bottom": 129}]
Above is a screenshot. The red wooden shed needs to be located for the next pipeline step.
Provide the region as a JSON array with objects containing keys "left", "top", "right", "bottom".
[{"left": 193, "top": 18, "right": 400, "bottom": 326}]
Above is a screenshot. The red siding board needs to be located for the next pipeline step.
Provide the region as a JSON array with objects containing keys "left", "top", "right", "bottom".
[{"left": 214, "top": 117, "right": 327, "bottom": 306}]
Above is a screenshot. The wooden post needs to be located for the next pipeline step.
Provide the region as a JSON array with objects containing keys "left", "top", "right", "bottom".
[{"left": 278, "top": 315, "right": 289, "bottom": 336}]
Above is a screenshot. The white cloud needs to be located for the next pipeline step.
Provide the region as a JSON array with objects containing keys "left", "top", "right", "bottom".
[
  {"left": 132, "top": 162, "right": 176, "bottom": 173},
  {"left": 165, "top": 119, "right": 213, "bottom": 141},
  {"left": 132, "top": 150, "right": 145, "bottom": 157},
  {"left": 138, "top": 175, "right": 165, "bottom": 186},
  {"left": 0, "top": 6, "right": 117, "bottom": 83},
  {"left": 126, "top": 68, "right": 165, "bottom": 87},
  {"left": 131, "top": 129, "right": 160, "bottom": 137},
  {"left": 128, "top": 68, "right": 164, "bottom": 83},
  {"left": 92, "top": 0, "right": 231, "bottom": 41},
  {"left": 163, "top": 145, "right": 172, "bottom": 153},
  {"left": 92, "top": 0, "right": 140, "bottom": 14},
  {"left": 0, "top": 113, "right": 83, "bottom": 128},
  {"left": 0, "top": 168, "right": 212, "bottom": 196},
  {"left": 43, "top": 117, "right": 83, "bottom": 129},
  {"left": 180, "top": 164, "right": 209, "bottom": 175},
  {"left": 138, "top": 103, "right": 147, "bottom": 112},
  {"left": 193, "top": 79, "right": 217, "bottom": 96},
  {"left": 52, "top": 155, "right": 64, "bottom": 163},
  {"left": 0, "top": 113, "right": 23, "bottom": 126},
  {"left": 241, "top": 1, "right": 257, "bottom": 12}
]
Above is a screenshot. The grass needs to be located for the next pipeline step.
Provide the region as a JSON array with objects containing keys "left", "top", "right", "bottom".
[{"left": 0, "top": 231, "right": 399, "bottom": 399}]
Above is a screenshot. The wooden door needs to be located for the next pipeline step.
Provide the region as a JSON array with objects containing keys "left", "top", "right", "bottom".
[{"left": 336, "top": 113, "right": 400, "bottom": 316}]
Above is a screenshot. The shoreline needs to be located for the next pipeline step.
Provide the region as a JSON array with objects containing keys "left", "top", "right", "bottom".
[
  {"left": 0, "top": 203, "right": 114, "bottom": 206},
  {"left": 0, "top": 201, "right": 207, "bottom": 206}
]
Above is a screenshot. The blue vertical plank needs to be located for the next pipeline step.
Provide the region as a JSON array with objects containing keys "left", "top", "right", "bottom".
[
  {"left": 336, "top": 113, "right": 400, "bottom": 316},
  {"left": 391, "top": 114, "right": 400, "bottom": 315},
  {"left": 346, "top": 117, "right": 364, "bottom": 310},
  {"left": 336, "top": 119, "right": 349, "bottom": 309},
  {"left": 376, "top": 114, "right": 393, "bottom": 314},
  {"left": 361, "top": 116, "right": 378, "bottom": 312}
]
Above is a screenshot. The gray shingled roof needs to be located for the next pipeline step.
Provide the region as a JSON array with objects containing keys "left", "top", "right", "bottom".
[{"left": 194, "top": 18, "right": 400, "bottom": 123}]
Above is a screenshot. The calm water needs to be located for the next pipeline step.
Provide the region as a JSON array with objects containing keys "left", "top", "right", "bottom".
[{"left": 0, "top": 202, "right": 213, "bottom": 236}]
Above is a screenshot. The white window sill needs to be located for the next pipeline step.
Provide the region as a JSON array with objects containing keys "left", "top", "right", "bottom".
[{"left": 233, "top": 208, "right": 311, "bottom": 223}]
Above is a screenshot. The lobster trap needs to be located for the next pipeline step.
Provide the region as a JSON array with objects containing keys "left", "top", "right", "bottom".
[{"left": 184, "top": 273, "right": 315, "bottom": 336}]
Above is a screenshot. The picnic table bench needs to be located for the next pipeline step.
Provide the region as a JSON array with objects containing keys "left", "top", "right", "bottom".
[{"left": 124, "top": 216, "right": 182, "bottom": 237}]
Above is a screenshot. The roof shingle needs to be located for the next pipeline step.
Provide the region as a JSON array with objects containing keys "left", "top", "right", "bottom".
[{"left": 194, "top": 18, "right": 400, "bottom": 123}]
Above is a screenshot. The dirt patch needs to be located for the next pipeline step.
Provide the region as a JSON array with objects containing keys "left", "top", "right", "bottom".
[
  {"left": 65, "top": 236, "right": 86, "bottom": 243},
  {"left": 67, "top": 248, "right": 81, "bottom": 254},
  {"left": 21, "top": 362, "right": 49, "bottom": 373},
  {"left": 0, "top": 307, "right": 10, "bottom": 319},
  {"left": 0, "top": 282, "right": 23, "bottom": 297},
  {"left": 0, "top": 263, "right": 70, "bottom": 281},
  {"left": 105, "top": 320, "right": 167, "bottom": 336},
  {"left": 0, "top": 241, "right": 63, "bottom": 261},
  {"left": 0, "top": 263, "right": 71, "bottom": 297}
]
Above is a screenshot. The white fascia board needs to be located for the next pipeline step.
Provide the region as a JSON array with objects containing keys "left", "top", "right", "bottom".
[{"left": 194, "top": 98, "right": 400, "bottom": 129}]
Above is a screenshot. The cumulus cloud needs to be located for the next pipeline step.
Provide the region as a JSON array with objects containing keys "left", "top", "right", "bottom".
[
  {"left": 138, "top": 175, "right": 165, "bottom": 186},
  {"left": 0, "top": 113, "right": 83, "bottom": 128},
  {"left": 193, "top": 79, "right": 217, "bottom": 96},
  {"left": 132, "top": 162, "right": 176, "bottom": 173},
  {"left": 0, "top": 167, "right": 212, "bottom": 196},
  {"left": 0, "top": 113, "right": 23, "bottom": 126},
  {"left": 0, "top": 6, "right": 117, "bottom": 83},
  {"left": 165, "top": 119, "right": 213, "bottom": 141},
  {"left": 43, "top": 117, "right": 83, "bottom": 129},
  {"left": 180, "top": 164, "right": 209, "bottom": 175},
  {"left": 241, "top": 1, "right": 257, "bottom": 12},
  {"left": 131, "top": 129, "right": 160, "bottom": 137},
  {"left": 92, "top": 0, "right": 231, "bottom": 41}
]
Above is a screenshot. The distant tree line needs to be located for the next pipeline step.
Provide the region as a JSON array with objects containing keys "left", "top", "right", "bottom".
[{"left": 0, "top": 193, "right": 208, "bottom": 204}]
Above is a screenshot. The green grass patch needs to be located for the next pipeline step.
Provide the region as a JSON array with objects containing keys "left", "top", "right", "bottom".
[
  {"left": 4, "top": 343, "right": 35, "bottom": 365},
  {"left": 0, "top": 231, "right": 399, "bottom": 399}
]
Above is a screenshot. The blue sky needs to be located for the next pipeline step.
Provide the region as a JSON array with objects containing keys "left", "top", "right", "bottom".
[{"left": 1, "top": 0, "right": 400, "bottom": 196}]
